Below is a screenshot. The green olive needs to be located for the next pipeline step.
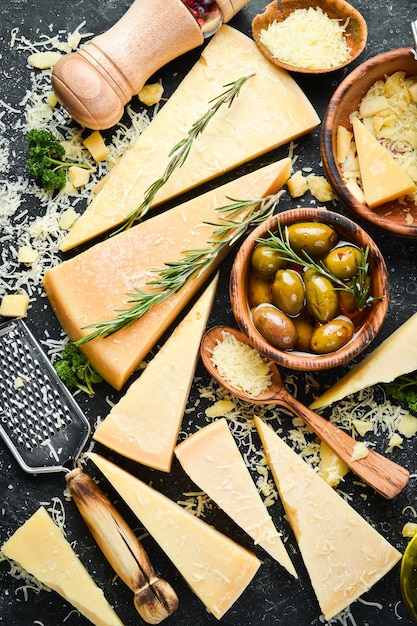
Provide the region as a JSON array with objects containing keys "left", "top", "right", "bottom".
[
  {"left": 293, "top": 317, "right": 315, "bottom": 352},
  {"left": 251, "top": 244, "right": 286, "bottom": 278},
  {"left": 248, "top": 273, "right": 272, "bottom": 308},
  {"left": 271, "top": 269, "right": 305, "bottom": 317},
  {"left": 252, "top": 303, "right": 298, "bottom": 350},
  {"left": 305, "top": 270, "right": 339, "bottom": 323},
  {"left": 286, "top": 222, "right": 338, "bottom": 257},
  {"left": 310, "top": 316, "right": 354, "bottom": 354},
  {"left": 323, "top": 245, "right": 362, "bottom": 279}
]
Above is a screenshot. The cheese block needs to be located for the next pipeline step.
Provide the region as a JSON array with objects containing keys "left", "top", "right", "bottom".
[
  {"left": 88, "top": 453, "right": 261, "bottom": 620},
  {"left": 60, "top": 24, "right": 319, "bottom": 251},
  {"left": 93, "top": 276, "right": 218, "bottom": 472},
  {"left": 352, "top": 116, "right": 417, "bottom": 208},
  {"left": 44, "top": 159, "right": 291, "bottom": 390},
  {"left": 254, "top": 417, "right": 402, "bottom": 620},
  {"left": 2, "top": 506, "right": 123, "bottom": 626},
  {"left": 175, "top": 418, "right": 297, "bottom": 577},
  {"left": 310, "top": 311, "right": 417, "bottom": 410}
]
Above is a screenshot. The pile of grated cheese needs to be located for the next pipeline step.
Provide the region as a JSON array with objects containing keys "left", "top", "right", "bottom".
[{"left": 259, "top": 7, "right": 350, "bottom": 70}]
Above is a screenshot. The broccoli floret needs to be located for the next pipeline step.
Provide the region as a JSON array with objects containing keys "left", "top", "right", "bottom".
[
  {"left": 26, "top": 128, "right": 89, "bottom": 191},
  {"left": 54, "top": 341, "right": 103, "bottom": 396}
]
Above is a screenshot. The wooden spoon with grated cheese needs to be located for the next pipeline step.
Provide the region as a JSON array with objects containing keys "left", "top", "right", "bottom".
[{"left": 200, "top": 326, "right": 409, "bottom": 500}]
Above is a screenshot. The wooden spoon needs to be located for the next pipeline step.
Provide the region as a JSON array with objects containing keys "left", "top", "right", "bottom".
[{"left": 200, "top": 325, "right": 409, "bottom": 500}]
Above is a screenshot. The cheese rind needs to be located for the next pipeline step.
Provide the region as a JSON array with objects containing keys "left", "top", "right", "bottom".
[
  {"left": 60, "top": 24, "right": 319, "bottom": 251},
  {"left": 352, "top": 116, "right": 417, "bottom": 208},
  {"left": 44, "top": 159, "right": 291, "bottom": 390},
  {"left": 2, "top": 506, "right": 123, "bottom": 626},
  {"left": 175, "top": 418, "right": 297, "bottom": 577},
  {"left": 88, "top": 453, "right": 261, "bottom": 620},
  {"left": 254, "top": 417, "right": 402, "bottom": 620},
  {"left": 93, "top": 276, "right": 218, "bottom": 472},
  {"left": 310, "top": 311, "right": 417, "bottom": 410}
]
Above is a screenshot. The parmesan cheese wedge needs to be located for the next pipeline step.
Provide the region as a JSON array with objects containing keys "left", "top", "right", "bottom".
[
  {"left": 254, "top": 417, "right": 402, "bottom": 621},
  {"left": 44, "top": 159, "right": 291, "bottom": 390},
  {"left": 88, "top": 453, "right": 261, "bottom": 620},
  {"left": 60, "top": 24, "right": 319, "bottom": 251},
  {"left": 93, "top": 276, "right": 218, "bottom": 472},
  {"left": 175, "top": 418, "right": 297, "bottom": 577},
  {"left": 310, "top": 311, "right": 417, "bottom": 410},
  {"left": 352, "top": 116, "right": 417, "bottom": 208},
  {"left": 2, "top": 506, "right": 123, "bottom": 626}
]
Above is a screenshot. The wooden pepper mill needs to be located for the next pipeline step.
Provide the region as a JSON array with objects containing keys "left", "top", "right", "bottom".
[{"left": 52, "top": 0, "right": 251, "bottom": 129}]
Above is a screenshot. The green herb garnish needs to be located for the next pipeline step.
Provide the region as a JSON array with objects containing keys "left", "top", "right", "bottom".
[
  {"left": 385, "top": 373, "right": 417, "bottom": 413},
  {"left": 114, "top": 74, "right": 255, "bottom": 233},
  {"left": 256, "top": 221, "right": 378, "bottom": 312},
  {"left": 27, "top": 128, "right": 90, "bottom": 191},
  {"left": 54, "top": 341, "right": 103, "bottom": 396},
  {"left": 76, "top": 191, "right": 283, "bottom": 345}
]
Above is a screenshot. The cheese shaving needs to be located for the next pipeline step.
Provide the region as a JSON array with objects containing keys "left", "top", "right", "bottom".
[
  {"left": 210, "top": 330, "right": 272, "bottom": 397},
  {"left": 260, "top": 7, "right": 350, "bottom": 70}
]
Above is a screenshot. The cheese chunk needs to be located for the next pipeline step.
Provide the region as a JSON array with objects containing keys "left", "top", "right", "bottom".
[
  {"left": 352, "top": 116, "right": 417, "bottom": 208},
  {"left": 0, "top": 292, "right": 29, "bottom": 317},
  {"left": 60, "top": 25, "right": 319, "bottom": 251},
  {"left": 88, "top": 453, "right": 261, "bottom": 620},
  {"left": 254, "top": 417, "right": 402, "bottom": 620},
  {"left": 44, "top": 159, "right": 291, "bottom": 390},
  {"left": 310, "top": 311, "right": 417, "bottom": 410},
  {"left": 93, "top": 276, "right": 218, "bottom": 472},
  {"left": 2, "top": 506, "right": 123, "bottom": 626},
  {"left": 83, "top": 131, "right": 109, "bottom": 162},
  {"left": 175, "top": 418, "right": 297, "bottom": 577}
]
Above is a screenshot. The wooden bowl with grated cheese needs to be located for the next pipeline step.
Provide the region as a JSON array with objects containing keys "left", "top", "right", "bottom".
[
  {"left": 252, "top": 0, "right": 367, "bottom": 74},
  {"left": 321, "top": 48, "right": 417, "bottom": 237},
  {"left": 230, "top": 208, "right": 389, "bottom": 372}
]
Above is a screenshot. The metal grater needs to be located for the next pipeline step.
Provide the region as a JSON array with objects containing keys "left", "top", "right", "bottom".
[{"left": 0, "top": 318, "right": 90, "bottom": 474}]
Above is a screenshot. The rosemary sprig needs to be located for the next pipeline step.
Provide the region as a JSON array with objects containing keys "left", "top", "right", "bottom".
[
  {"left": 75, "top": 191, "right": 283, "bottom": 346},
  {"left": 113, "top": 74, "right": 255, "bottom": 234},
  {"left": 256, "top": 222, "right": 377, "bottom": 311}
]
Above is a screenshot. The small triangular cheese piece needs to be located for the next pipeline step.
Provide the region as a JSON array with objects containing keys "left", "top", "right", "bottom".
[
  {"left": 44, "top": 158, "right": 291, "bottom": 390},
  {"left": 60, "top": 24, "right": 319, "bottom": 251},
  {"left": 93, "top": 276, "right": 218, "bottom": 472},
  {"left": 2, "top": 506, "right": 123, "bottom": 626},
  {"left": 352, "top": 116, "right": 417, "bottom": 208},
  {"left": 175, "top": 418, "right": 297, "bottom": 577},
  {"left": 254, "top": 417, "right": 402, "bottom": 621},
  {"left": 310, "top": 310, "right": 417, "bottom": 410},
  {"left": 88, "top": 452, "right": 261, "bottom": 620}
]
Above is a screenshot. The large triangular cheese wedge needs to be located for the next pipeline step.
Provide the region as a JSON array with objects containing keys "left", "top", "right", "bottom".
[
  {"left": 93, "top": 276, "right": 218, "bottom": 472},
  {"left": 352, "top": 116, "right": 417, "bottom": 208},
  {"left": 254, "top": 417, "right": 402, "bottom": 621},
  {"left": 60, "top": 24, "right": 319, "bottom": 251},
  {"left": 310, "top": 311, "right": 417, "bottom": 410},
  {"left": 88, "top": 453, "right": 261, "bottom": 620},
  {"left": 2, "top": 506, "right": 123, "bottom": 626},
  {"left": 175, "top": 418, "right": 297, "bottom": 577},
  {"left": 44, "top": 159, "right": 291, "bottom": 390}
]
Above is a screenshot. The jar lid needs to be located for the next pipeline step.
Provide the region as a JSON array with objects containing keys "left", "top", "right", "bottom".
[{"left": 216, "top": 0, "right": 251, "bottom": 22}]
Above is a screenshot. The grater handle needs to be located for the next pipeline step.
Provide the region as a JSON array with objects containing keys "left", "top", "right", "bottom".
[{"left": 66, "top": 468, "right": 179, "bottom": 624}]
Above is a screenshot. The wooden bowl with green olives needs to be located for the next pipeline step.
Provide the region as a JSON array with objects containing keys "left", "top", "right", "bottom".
[{"left": 229, "top": 208, "right": 389, "bottom": 371}]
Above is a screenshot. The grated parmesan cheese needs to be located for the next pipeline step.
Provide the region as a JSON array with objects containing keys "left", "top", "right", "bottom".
[
  {"left": 259, "top": 7, "right": 350, "bottom": 70},
  {"left": 209, "top": 330, "right": 272, "bottom": 397}
]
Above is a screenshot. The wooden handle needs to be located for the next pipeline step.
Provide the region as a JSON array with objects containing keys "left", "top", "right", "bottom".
[
  {"left": 66, "top": 468, "right": 179, "bottom": 624},
  {"left": 279, "top": 391, "right": 410, "bottom": 500},
  {"left": 52, "top": 0, "right": 203, "bottom": 129}
]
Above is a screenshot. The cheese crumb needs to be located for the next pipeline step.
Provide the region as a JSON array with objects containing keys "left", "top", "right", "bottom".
[
  {"left": 210, "top": 331, "right": 272, "bottom": 397},
  {"left": 351, "top": 441, "right": 369, "bottom": 461},
  {"left": 138, "top": 83, "right": 164, "bottom": 106}
]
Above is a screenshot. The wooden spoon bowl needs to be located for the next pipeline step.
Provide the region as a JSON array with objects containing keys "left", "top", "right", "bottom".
[
  {"left": 201, "top": 325, "right": 409, "bottom": 499},
  {"left": 252, "top": 0, "right": 367, "bottom": 74}
]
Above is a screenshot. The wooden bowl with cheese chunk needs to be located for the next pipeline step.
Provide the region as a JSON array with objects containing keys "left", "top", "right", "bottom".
[
  {"left": 322, "top": 48, "right": 417, "bottom": 237},
  {"left": 252, "top": 0, "right": 367, "bottom": 74},
  {"left": 230, "top": 208, "right": 389, "bottom": 372}
]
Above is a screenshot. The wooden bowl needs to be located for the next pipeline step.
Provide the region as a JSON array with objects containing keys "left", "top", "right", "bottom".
[
  {"left": 252, "top": 0, "right": 367, "bottom": 74},
  {"left": 321, "top": 48, "right": 417, "bottom": 237},
  {"left": 229, "top": 208, "right": 389, "bottom": 371}
]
